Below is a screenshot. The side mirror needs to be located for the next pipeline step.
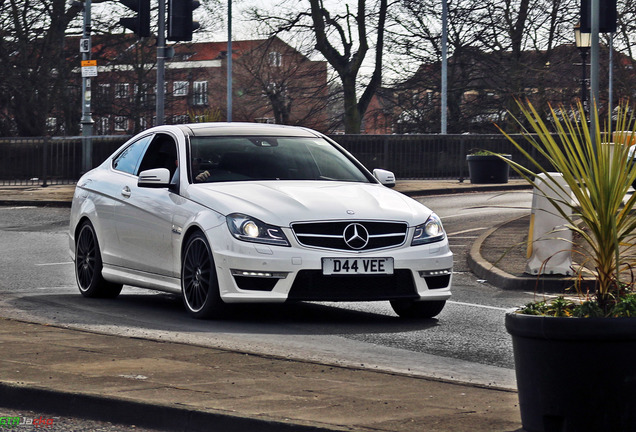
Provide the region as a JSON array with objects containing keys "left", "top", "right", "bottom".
[
  {"left": 138, "top": 168, "right": 171, "bottom": 188},
  {"left": 373, "top": 169, "right": 396, "bottom": 188}
]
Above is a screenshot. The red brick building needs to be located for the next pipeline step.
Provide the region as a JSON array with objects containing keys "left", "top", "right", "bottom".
[{"left": 87, "top": 36, "right": 330, "bottom": 135}]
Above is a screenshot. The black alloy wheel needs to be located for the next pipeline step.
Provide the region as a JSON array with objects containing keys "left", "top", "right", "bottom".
[
  {"left": 75, "top": 221, "right": 122, "bottom": 298},
  {"left": 181, "top": 231, "right": 226, "bottom": 319}
]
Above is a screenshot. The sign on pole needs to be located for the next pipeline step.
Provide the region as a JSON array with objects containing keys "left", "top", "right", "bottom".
[
  {"left": 81, "top": 60, "right": 98, "bottom": 77},
  {"left": 80, "top": 38, "right": 90, "bottom": 53}
]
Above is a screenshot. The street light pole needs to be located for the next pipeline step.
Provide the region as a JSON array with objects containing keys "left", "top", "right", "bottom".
[
  {"left": 156, "top": 0, "right": 166, "bottom": 126},
  {"left": 590, "top": 0, "right": 600, "bottom": 146},
  {"left": 574, "top": 24, "right": 591, "bottom": 119},
  {"left": 80, "top": 0, "right": 94, "bottom": 173},
  {"left": 580, "top": 49, "right": 588, "bottom": 113},
  {"left": 227, "top": 0, "right": 232, "bottom": 122},
  {"left": 441, "top": 0, "right": 447, "bottom": 134}
]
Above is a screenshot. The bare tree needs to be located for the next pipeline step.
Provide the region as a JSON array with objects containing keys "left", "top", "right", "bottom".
[
  {"left": 0, "top": 0, "right": 82, "bottom": 136},
  {"left": 608, "top": 0, "right": 636, "bottom": 115},
  {"left": 387, "top": 0, "right": 492, "bottom": 132},
  {"left": 387, "top": 0, "right": 580, "bottom": 133},
  {"left": 232, "top": 37, "right": 331, "bottom": 131},
  {"left": 93, "top": 37, "right": 157, "bottom": 135},
  {"left": 248, "top": 0, "right": 388, "bottom": 133},
  {"left": 478, "top": 0, "right": 577, "bottom": 130}
]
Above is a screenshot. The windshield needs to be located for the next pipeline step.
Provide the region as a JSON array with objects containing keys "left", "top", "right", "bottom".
[{"left": 188, "top": 136, "right": 371, "bottom": 184}]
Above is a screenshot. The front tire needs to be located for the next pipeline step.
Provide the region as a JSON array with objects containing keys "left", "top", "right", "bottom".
[
  {"left": 75, "top": 221, "right": 122, "bottom": 298},
  {"left": 181, "top": 231, "right": 226, "bottom": 319},
  {"left": 390, "top": 299, "right": 446, "bottom": 319}
]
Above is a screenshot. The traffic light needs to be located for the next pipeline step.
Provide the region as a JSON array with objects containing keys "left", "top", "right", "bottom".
[
  {"left": 168, "top": 0, "right": 200, "bottom": 41},
  {"left": 580, "top": 0, "right": 617, "bottom": 33},
  {"left": 119, "top": 0, "right": 151, "bottom": 38}
]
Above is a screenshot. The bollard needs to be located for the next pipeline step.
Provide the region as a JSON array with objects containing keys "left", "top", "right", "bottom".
[{"left": 525, "top": 172, "right": 573, "bottom": 275}]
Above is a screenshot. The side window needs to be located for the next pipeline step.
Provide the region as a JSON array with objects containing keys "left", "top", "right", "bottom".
[
  {"left": 137, "top": 134, "right": 178, "bottom": 177},
  {"left": 112, "top": 135, "right": 153, "bottom": 175}
]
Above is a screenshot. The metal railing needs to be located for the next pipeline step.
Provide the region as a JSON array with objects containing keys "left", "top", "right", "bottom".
[
  {"left": 0, "top": 133, "right": 543, "bottom": 186},
  {"left": 331, "top": 134, "right": 543, "bottom": 180},
  {"left": 0, "top": 136, "right": 128, "bottom": 186}
]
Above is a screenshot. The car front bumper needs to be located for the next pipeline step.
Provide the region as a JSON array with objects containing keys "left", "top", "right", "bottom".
[{"left": 207, "top": 225, "right": 453, "bottom": 303}]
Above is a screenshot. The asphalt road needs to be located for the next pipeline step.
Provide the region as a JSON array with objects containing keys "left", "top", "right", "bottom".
[{"left": 0, "top": 191, "right": 535, "bottom": 389}]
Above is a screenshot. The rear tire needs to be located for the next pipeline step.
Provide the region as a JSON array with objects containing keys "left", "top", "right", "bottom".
[
  {"left": 181, "top": 231, "right": 227, "bottom": 319},
  {"left": 75, "top": 221, "right": 122, "bottom": 298},
  {"left": 390, "top": 300, "right": 446, "bottom": 319}
]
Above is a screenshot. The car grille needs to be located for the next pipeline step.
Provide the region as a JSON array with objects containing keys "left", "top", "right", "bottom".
[
  {"left": 291, "top": 221, "right": 408, "bottom": 251},
  {"left": 287, "top": 270, "right": 418, "bottom": 301}
]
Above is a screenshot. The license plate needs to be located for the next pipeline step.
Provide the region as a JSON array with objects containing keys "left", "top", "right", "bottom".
[{"left": 322, "top": 258, "right": 394, "bottom": 275}]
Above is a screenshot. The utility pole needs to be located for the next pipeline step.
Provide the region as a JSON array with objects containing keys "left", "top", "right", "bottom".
[
  {"left": 441, "top": 0, "right": 447, "bottom": 134},
  {"left": 80, "top": 0, "right": 94, "bottom": 173},
  {"left": 227, "top": 0, "right": 232, "bottom": 122},
  {"left": 589, "top": 0, "right": 600, "bottom": 146},
  {"left": 156, "top": 0, "right": 166, "bottom": 125}
]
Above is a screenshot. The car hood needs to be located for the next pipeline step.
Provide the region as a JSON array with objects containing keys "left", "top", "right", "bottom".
[{"left": 186, "top": 181, "right": 433, "bottom": 227}]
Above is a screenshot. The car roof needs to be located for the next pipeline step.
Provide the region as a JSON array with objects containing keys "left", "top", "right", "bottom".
[{"left": 175, "top": 122, "right": 322, "bottom": 138}]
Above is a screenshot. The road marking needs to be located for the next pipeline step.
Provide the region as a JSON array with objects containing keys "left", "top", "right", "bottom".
[
  {"left": 447, "top": 227, "right": 488, "bottom": 236},
  {"left": 441, "top": 208, "right": 528, "bottom": 220},
  {"left": 36, "top": 262, "right": 73, "bottom": 266},
  {"left": 3, "top": 206, "right": 37, "bottom": 210},
  {"left": 448, "top": 300, "right": 514, "bottom": 312},
  {"left": 35, "top": 286, "right": 76, "bottom": 290}
]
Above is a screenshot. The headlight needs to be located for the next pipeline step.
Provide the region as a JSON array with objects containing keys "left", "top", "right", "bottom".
[
  {"left": 412, "top": 213, "right": 445, "bottom": 246},
  {"left": 226, "top": 213, "right": 290, "bottom": 246}
]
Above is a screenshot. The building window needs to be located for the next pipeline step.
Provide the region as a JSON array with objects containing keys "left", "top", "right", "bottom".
[
  {"left": 269, "top": 51, "right": 282, "bottom": 67},
  {"left": 173, "top": 81, "right": 188, "bottom": 96},
  {"left": 172, "top": 115, "right": 189, "bottom": 124},
  {"left": 96, "top": 84, "right": 111, "bottom": 110},
  {"left": 114, "top": 116, "right": 128, "bottom": 131},
  {"left": 115, "top": 83, "right": 129, "bottom": 99},
  {"left": 46, "top": 117, "right": 57, "bottom": 132},
  {"left": 134, "top": 84, "right": 149, "bottom": 103},
  {"left": 266, "top": 82, "right": 287, "bottom": 96},
  {"left": 98, "top": 117, "right": 109, "bottom": 134},
  {"left": 192, "top": 81, "right": 208, "bottom": 106},
  {"left": 98, "top": 84, "right": 111, "bottom": 97}
]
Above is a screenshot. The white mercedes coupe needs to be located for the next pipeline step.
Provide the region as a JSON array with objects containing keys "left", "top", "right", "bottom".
[{"left": 69, "top": 123, "right": 453, "bottom": 319}]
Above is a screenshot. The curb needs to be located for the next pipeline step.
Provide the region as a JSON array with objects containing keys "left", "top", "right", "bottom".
[
  {"left": 0, "top": 383, "right": 346, "bottom": 432},
  {"left": 399, "top": 183, "right": 532, "bottom": 197},
  {"left": 0, "top": 200, "right": 72, "bottom": 208},
  {"left": 467, "top": 217, "right": 593, "bottom": 293}
]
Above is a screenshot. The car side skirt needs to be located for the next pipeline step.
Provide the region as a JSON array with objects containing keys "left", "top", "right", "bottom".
[{"left": 102, "top": 264, "right": 181, "bottom": 294}]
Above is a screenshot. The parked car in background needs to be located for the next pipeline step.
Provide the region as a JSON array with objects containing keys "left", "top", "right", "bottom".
[{"left": 69, "top": 123, "right": 453, "bottom": 319}]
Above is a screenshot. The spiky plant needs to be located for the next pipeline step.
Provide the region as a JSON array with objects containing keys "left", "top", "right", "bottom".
[{"left": 498, "top": 101, "right": 636, "bottom": 315}]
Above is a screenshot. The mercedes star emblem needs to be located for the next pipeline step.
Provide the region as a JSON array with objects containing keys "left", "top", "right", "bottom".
[{"left": 343, "top": 223, "right": 369, "bottom": 249}]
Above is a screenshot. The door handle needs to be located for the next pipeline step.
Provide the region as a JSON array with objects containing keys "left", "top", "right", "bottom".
[{"left": 121, "top": 186, "right": 131, "bottom": 198}]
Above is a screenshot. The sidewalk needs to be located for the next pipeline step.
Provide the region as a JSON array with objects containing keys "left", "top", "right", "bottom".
[
  {"left": 0, "top": 179, "right": 533, "bottom": 206},
  {"left": 0, "top": 180, "right": 531, "bottom": 432},
  {"left": 0, "top": 318, "right": 522, "bottom": 432}
]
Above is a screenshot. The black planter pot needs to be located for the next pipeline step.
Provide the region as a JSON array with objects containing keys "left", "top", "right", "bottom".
[
  {"left": 505, "top": 313, "right": 636, "bottom": 432},
  {"left": 466, "top": 154, "right": 511, "bottom": 184}
]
